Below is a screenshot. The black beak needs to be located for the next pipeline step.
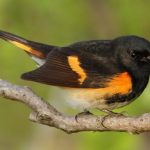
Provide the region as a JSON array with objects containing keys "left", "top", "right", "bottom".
[
  {"left": 147, "top": 56, "right": 150, "bottom": 60},
  {"left": 141, "top": 56, "right": 150, "bottom": 62}
]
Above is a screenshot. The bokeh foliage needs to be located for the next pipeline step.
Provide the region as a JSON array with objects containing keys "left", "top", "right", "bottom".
[{"left": 0, "top": 0, "right": 150, "bottom": 150}]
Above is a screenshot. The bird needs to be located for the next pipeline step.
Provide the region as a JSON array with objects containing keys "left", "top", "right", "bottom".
[{"left": 0, "top": 30, "right": 150, "bottom": 115}]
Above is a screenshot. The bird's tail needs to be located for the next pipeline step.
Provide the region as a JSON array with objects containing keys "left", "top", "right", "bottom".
[{"left": 0, "top": 30, "right": 55, "bottom": 58}]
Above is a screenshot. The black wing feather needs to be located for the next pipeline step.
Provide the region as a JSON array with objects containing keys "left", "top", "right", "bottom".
[
  {"left": 22, "top": 49, "right": 81, "bottom": 87},
  {"left": 21, "top": 46, "right": 119, "bottom": 88}
]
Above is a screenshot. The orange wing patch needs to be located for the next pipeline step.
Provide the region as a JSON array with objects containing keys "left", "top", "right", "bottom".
[
  {"left": 9, "top": 41, "right": 45, "bottom": 58},
  {"left": 68, "top": 56, "right": 87, "bottom": 84}
]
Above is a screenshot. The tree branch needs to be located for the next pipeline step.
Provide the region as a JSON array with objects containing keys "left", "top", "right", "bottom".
[{"left": 0, "top": 79, "right": 149, "bottom": 134}]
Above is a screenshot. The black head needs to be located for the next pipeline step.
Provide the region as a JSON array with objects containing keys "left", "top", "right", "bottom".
[{"left": 112, "top": 35, "right": 150, "bottom": 76}]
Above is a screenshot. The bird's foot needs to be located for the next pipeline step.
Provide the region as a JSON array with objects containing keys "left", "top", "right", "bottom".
[
  {"left": 101, "top": 109, "right": 127, "bottom": 128},
  {"left": 75, "top": 110, "right": 93, "bottom": 122}
]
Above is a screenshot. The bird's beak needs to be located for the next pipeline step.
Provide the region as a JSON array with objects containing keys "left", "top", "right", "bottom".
[
  {"left": 147, "top": 56, "right": 150, "bottom": 60},
  {"left": 141, "top": 56, "right": 150, "bottom": 62}
]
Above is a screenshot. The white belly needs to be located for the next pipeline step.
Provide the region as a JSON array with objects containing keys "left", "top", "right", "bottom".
[
  {"left": 55, "top": 87, "right": 130, "bottom": 111},
  {"left": 57, "top": 88, "right": 109, "bottom": 110}
]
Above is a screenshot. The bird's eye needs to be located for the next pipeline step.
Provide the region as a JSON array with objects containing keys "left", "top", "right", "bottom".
[
  {"left": 128, "top": 49, "right": 150, "bottom": 62},
  {"left": 129, "top": 50, "right": 136, "bottom": 58}
]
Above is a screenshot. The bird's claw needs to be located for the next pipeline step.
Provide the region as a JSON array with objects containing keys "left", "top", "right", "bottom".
[
  {"left": 75, "top": 111, "right": 93, "bottom": 122},
  {"left": 101, "top": 109, "right": 128, "bottom": 128}
]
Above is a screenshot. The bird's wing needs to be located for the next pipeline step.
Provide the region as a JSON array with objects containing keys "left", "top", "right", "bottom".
[{"left": 21, "top": 47, "right": 126, "bottom": 88}]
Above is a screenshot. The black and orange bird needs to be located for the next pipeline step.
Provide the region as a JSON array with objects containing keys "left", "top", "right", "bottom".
[{"left": 0, "top": 30, "right": 150, "bottom": 114}]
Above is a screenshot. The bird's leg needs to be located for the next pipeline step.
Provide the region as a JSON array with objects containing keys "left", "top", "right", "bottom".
[
  {"left": 75, "top": 110, "right": 93, "bottom": 122},
  {"left": 101, "top": 109, "right": 128, "bottom": 116}
]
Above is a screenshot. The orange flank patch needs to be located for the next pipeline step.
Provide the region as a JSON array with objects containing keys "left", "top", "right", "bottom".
[
  {"left": 106, "top": 72, "right": 132, "bottom": 95},
  {"left": 83, "top": 72, "right": 132, "bottom": 97},
  {"left": 64, "top": 72, "right": 132, "bottom": 102},
  {"left": 89, "top": 72, "right": 132, "bottom": 97},
  {"left": 85, "top": 72, "right": 132, "bottom": 98},
  {"left": 68, "top": 56, "right": 87, "bottom": 84},
  {"left": 9, "top": 41, "right": 45, "bottom": 58}
]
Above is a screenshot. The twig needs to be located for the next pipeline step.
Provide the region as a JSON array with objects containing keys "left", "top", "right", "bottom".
[{"left": 0, "top": 79, "right": 149, "bottom": 134}]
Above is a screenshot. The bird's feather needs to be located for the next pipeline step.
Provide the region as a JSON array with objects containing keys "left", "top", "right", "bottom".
[{"left": 21, "top": 47, "right": 132, "bottom": 93}]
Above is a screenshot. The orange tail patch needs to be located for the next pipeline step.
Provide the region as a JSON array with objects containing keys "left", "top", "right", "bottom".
[{"left": 9, "top": 41, "right": 45, "bottom": 58}]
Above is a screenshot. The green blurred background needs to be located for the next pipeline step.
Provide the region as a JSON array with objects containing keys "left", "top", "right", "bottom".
[{"left": 0, "top": 0, "right": 150, "bottom": 150}]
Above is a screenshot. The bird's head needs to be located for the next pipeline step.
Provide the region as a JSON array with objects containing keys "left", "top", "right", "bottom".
[{"left": 112, "top": 35, "right": 150, "bottom": 76}]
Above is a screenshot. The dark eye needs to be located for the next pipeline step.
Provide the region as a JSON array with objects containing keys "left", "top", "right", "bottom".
[
  {"left": 129, "top": 50, "right": 137, "bottom": 58},
  {"left": 128, "top": 49, "right": 150, "bottom": 62}
]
